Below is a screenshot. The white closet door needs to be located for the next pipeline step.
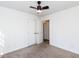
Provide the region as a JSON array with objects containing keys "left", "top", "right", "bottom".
[
  {"left": 35, "top": 19, "right": 43, "bottom": 44},
  {"left": 27, "top": 19, "right": 36, "bottom": 46}
]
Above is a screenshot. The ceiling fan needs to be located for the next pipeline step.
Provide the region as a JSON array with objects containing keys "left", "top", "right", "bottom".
[{"left": 30, "top": 1, "right": 49, "bottom": 13}]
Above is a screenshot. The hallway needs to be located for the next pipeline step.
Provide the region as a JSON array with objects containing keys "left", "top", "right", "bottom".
[{"left": 2, "top": 42, "right": 79, "bottom": 58}]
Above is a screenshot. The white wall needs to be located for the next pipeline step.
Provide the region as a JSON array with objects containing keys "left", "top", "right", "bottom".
[
  {"left": 0, "top": 7, "right": 42, "bottom": 54},
  {"left": 42, "top": 6, "right": 79, "bottom": 54}
]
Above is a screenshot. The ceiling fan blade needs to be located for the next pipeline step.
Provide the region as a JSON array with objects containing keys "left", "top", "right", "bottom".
[
  {"left": 42, "top": 6, "right": 49, "bottom": 10},
  {"left": 30, "top": 6, "right": 37, "bottom": 9}
]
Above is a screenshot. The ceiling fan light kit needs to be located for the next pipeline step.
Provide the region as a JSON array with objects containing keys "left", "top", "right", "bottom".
[
  {"left": 30, "top": 1, "right": 49, "bottom": 14},
  {"left": 36, "top": 10, "right": 42, "bottom": 13}
]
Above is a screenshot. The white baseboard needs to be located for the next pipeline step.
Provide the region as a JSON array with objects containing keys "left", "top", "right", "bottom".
[{"left": 50, "top": 43, "right": 79, "bottom": 55}]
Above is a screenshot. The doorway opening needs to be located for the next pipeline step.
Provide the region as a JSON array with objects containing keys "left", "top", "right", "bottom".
[{"left": 43, "top": 20, "right": 49, "bottom": 44}]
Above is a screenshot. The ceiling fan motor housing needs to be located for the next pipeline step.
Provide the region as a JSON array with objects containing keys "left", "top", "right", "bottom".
[{"left": 37, "top": 6, "right": 41, "bottom": 10}]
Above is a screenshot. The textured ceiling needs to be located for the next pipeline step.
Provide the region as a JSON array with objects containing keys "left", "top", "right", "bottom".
[{"left": 0, "top": 1, "right": 79, "bottom": 16}]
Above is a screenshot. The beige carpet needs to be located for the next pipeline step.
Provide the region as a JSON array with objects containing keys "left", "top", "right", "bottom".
[{"left": 1, "top": 42, "right": 79, "bottom": 58}]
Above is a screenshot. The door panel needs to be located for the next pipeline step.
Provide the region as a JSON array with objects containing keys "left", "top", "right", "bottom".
[
  {"left": 27, "top": 19, "right": 36, "bottom": 46},
  {"left": 35, "top": 19, "right": 43, "bottom": 44}
]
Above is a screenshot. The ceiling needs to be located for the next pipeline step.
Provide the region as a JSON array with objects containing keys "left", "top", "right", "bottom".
[{"left": 0, "top": 1, "right": 79, "bottom": 16}]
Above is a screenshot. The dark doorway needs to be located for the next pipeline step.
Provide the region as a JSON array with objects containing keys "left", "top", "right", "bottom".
[{"left": 43, "top": 20, "right": 49, "bottom": 44}]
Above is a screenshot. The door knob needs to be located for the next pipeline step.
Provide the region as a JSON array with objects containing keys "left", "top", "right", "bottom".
[{"left": 34, "top": 33, "right": 39, "bottom": 34}]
